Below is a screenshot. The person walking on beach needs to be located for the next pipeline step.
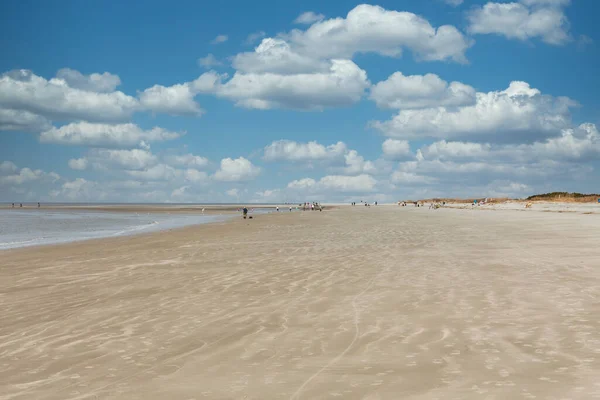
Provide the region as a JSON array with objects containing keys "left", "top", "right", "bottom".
[{"left": 242, "top": 206, "right": 248, "bottom": 219}]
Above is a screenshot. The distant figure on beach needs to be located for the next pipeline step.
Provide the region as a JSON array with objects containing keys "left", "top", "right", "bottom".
[
  {"left": 20, "top": 203, "right": 22, "bottom": 208},
  {"left": 276, "top": 206, "right": 279, "bottom": 212},
  {"left": 12, "top": 203, "right": 14, "bottom": 208},
  {"left": 38, "top": 202, "right": 40, "bottom": 208},
  {"left": 242, "top": 206, "right": 248, "bottom": 219},
  {"left": 289, "top": 206, "right": 292, "bottom": 212}
]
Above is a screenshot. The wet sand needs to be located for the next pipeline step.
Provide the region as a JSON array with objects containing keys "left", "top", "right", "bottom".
[{"left": 1, "top": 206, "right": 600, "bottom": 399}]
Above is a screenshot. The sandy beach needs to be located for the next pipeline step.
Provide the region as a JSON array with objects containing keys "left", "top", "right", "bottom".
[{"left": 1, "top": 206, "right": 600, "bottom": 399}]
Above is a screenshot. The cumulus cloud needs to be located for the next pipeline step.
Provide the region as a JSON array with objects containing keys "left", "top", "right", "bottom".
[
  {"left": 391, "top": 171, "right": 438, "bottom": 184},
  {"left": 382, "top": 139, "right": 412, "bottom": 160},
  {"left": 0, "top": 69, "right": 139, "bottom": 123},
  {"left": 382, "top": 123, "right": 598, "bottom": 198},
  {"left": 164, "top": 153, "right": 209, "bottom": 168},
  {"left": 138, "top": 82, "right": 203, "bottom": 116},
  {"left": 467, "top": 0, "right": 571, "bottom": 45},
  {"left": 263, "top": 139, "right": 377, "bottom": 175},
  {"left": 0, "top": 108, "right": 51, "bottom": 132},
  {"left": 232, "top": 38, "right": 328, "bottom": 75},
  {"left": 213, "top": 157, "right": 261, "bottom": 182},
  {"left": 372, "top": 81, "right": 576, "bottom": 141},
  {"left": 39, "top": 122, "right": 182, "bottom": 147},
  {"left": 0, "top": 163, "right": 60, "bottom": 186},
  {"left": 211, "top": 34, "right": 228, "bottom": 44},
  {"left": 370, "top": 72, "right": 476, "bottom": 109},
  {"left": 341, "top": 150, "right": 376, "bottom": 175},
  {"left": 294, "top": 11, "right": 325, "bottom": 24},
  {"left": 52, "top": 178, "right": 100, "bottom": 201},
  {"left": 417, "top": 123, "right": 600, "bottom": 163},
  {"left": 55, "top": 68, "right": 121, "bottom": 92},
  {"left": 88, "top": 149, "right": 158, "bottom": 170},
  {"left": 68, "top": 158, "right": 89, "bottom": 170},
  {"left": 198, "top": 54, "right": 223, "bottom": 68},
  {"left": 226, "top": 188, "right": 239, "bottom": 197},
  {"left": 216, "top": 59, "right": 369, "bottom": 110},
  {"left": 263, "top": 140, "right": 347, "bottom": 162},
  {"left": 288, "top": 174, "right": 377, "bottom": 193},
  {"left": 0, "top": 161, "right": 18, "bottom": 174},
  {"left": 285, "top": 4, "right": 472, "bottom": 63}
]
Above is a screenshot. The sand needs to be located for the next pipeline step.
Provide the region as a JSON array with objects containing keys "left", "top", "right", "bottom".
[{"left": 1, "top": 206, "right": 600, "bottom": 399}]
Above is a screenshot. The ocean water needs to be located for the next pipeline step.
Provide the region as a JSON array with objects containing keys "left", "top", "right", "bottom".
[{"left": 0, "top": 209, "right": 239, "bottom": 250}]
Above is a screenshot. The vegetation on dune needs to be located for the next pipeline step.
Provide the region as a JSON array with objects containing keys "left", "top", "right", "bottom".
[{"left": 526, "top": 192, "right": 600, "bottom": 202}]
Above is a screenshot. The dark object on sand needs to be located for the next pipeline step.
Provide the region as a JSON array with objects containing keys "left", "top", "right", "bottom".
[{"left": 249, "top": 216, "right": 253, "bottom": 219}]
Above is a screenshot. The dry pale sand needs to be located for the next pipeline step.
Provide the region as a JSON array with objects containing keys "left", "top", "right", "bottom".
[{"left": 1, "top": 207, "right": 600, "bottom": 400}]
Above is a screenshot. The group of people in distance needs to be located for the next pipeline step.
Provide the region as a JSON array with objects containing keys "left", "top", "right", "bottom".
[
  {"left": 241, "top": 202, "right": 323, "bottom": 219},
  {"left": 351, "top": 201, "right": 377, "bottom": 206},
  {"left": 10, "top": 202, "right": 40, "bottom": 208}
]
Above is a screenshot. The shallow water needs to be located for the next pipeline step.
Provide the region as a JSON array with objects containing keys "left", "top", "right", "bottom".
[{"left": 0, "top": 209, "right": 236, "bottom": 250}]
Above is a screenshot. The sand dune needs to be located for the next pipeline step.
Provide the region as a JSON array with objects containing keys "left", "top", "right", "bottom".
[{"left": 1, "top": 207, "right": 600, "bottom": 399}]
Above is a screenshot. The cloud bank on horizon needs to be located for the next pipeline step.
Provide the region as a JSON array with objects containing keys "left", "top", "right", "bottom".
[{"left": 1, "top": 0, "right": 598, "bottom": 203}]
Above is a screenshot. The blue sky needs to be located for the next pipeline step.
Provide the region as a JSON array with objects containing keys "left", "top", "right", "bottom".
[{"left": 1, "top": 0, "right": 598, "bottom": 203}]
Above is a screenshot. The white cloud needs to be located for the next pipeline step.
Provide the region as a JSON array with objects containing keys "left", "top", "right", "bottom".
[
  {"left": 264, "top": 140, "right": 347, "bottom": 162},
  {"left": 232, "top": 38, "right": 328, "bottom": 75},
  {"left": 417, "top": 123, "right": 600, "bottom": 163},
  {"left": 263, "top": 139, "right": 376, "bottom": 175},
  {"left": 370, "top": 72, "right": 476, "bottom": 109},
  {"left": 0, "top": 164, "right": 60, "bottom": 186},
  {"left": 165, "top": 153, "right": 209, "bottom": 168},
  {"left": 216, "top": 59, "right": 369, "bottom": 110},
  {"left": 467, "top": 0, "right": 571, "bottom": 45},
  {"left": 382, "top": 139, "right": 412, "bottom": 160},
  {"left": 184, "top": 168, "right": 208, "bottom": 182},
  {"left": 55, "top": 68, "right": 121, "bottom": 92},
  {"left": 39, "top": 122, "right": 182, "bottom": 147},
  {"left": 54, "top": 178, "right": 100, "bottom": 201},
  {"left": 285, "top": 4, "right": 472, "bottom": 63},
  {"left": 226, "top": 188, "right": 239, "bottom": 197},
  {"left": 288, "top": 174, "right": 377, "bottom": 193},
  {"left": 88, "top": 149, "right": 158, "bottom": 170},
  {"left": 171, "top": 186, "right": 190, "bottom": 198},
  {"left": 0, "top": 161, "right": 18, "bottom": 174},
  {"left": 0, "top": 69, "right": 139, "bottom": 123},
  {"left": 391, "top": 171, "right": 438, "bottom": 184},
  {"left": 384, "top": 123, "right": 599, "bottom": 197},
  {"left": 341, "top": 150, "right": 376, "bottom": 175},
  {"left": 191, "top": 71, "right": 228, "bottom": 93},
  {"left": 213, "top": 157, "right": 261, "bottom": 182},
  {"left": 294, "top": 11, "right": 325, "bottom": 24},
  {"left": 419, "top": 140, "right": 492, "bottom": 160},
  {"left": 139, "top": 82, "right": 203, "bottom": 116},
  {"left": 68, "top": 158, "right": 89, "bottom": 170},
  {"left": 211, "top": 34, "right": 228, "bottom": 44},
  {"left": 198, "top": 54, "right": 223, "bottom": 68},
  {"left": 0, "top": 108, "right": 51, "bottom": 132},
  {"left": 372, "top": 81, "right": 575, "bottom": 141}
]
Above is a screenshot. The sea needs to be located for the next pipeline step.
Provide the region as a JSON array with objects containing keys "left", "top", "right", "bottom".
[{"left": 0, "top": 204, "right": 272, "bottom": 250}]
